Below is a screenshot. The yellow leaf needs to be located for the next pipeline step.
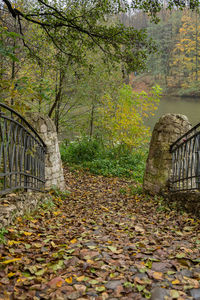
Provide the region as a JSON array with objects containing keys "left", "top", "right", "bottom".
[
  {"left": 65, "top": 277, "right": 73, "bottom": 284},
  {"left": 53, "top": 211, "right": 61, "bottom": 216},
  {"left": 87, "top": 259, "right": 94, "bottom": 264},
  {"left": 100, "top": 205, "right": 109, "bottom": 211},
  {"left": 1, "top": 258, "right": 21, "bottom": 264},
  {"left": 51, "top": 241, "right": 56, "bottom": 248},
  {"left": 56, "top": 280, "right": 63, "bottom": 287},
  {"left": 70, "top": 238, "right": 77, "bottom": 244},
  {"left": 23, "top": 231, "right": 32, "bottom": 236},
  {"left": 31, "top": 219, "right": 38, "bottom": 223},
  {"left": 7, "top": 240, "right": 20, "bottom": 246},
  {"left": 7, "top": 272, "right": 16, "bottom": 278},
  {"left": 172, "top": 279, "right": 180, "bottom": 285},
  {"left": 17, "top": 277, "right": 26, "bottom": 283}
]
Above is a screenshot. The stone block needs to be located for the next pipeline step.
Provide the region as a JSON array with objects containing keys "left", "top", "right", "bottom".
[
  {"left": 40, "top": 124, "right": 47, "bottom": 133},
  {"left": 143, "top": 114, "right": 191, "bottom": 195}
]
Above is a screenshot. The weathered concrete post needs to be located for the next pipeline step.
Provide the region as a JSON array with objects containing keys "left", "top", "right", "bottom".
[
  {"left": 26, "top": 113, "right": 66, "bottom": 191},
  {"left": 143, "top": 114, "right": 191, "bottom": 195}
]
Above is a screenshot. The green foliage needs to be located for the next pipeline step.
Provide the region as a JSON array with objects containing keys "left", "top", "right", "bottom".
[
  {"left": 3, "top": 0, "right": 156, "bottom": 72},
  {"left": 0, "top": 25, "right": 19, "bottom": 61},
  {"left": 60, "top": 137, "right": 102, "bottom": 164},
  {"left": 0, "top": 227, "right": 8, "bottom": 245},
  {"left": 60, "top": 137, "right": 148, "bottom": 182}
]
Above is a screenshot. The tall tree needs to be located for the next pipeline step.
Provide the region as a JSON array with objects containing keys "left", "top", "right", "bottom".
[
  {"left": 2, "top": 0, "right": 154, "bottom": 73},
  {"left": 171, "top": 9, "right": 200, "bottom": 94},
  {"left": 3, "top": 0, "right": 199, "bottom": 70}
]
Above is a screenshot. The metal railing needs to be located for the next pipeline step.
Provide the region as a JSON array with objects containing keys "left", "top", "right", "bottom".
[
  {"left": 170, "top": 122, "right": 200, "bottom": 191},
  {"left": 0, "top": 103, "right": 46, "bottom": 195}
]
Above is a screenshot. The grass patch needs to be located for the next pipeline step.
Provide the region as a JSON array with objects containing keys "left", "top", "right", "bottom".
[{"left": 60, "top": 137, "right": 148, "bottom": 183}]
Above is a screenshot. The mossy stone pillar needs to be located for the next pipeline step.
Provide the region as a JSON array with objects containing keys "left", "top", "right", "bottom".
[
  {"left": 143, "top": 114, "right": 191, "bottom": 195},
  {"left": 26, "top": 113, "right": 65, "bottom": 191}
]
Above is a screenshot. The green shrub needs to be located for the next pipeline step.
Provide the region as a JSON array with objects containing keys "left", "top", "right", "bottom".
[
  {"left": 60, "top": 137, "right": 102, "bottom": 164},
  {"left": 60, "top": 137, "right": 148, "bottom": 183}
]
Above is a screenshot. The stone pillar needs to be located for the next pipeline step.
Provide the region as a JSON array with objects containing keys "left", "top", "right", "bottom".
[
  {"left": 143, "top": 114, "right": 191, "bottom": 195},
  {"left": 26, "top": 113, "right": 65, "bottom": 191}
]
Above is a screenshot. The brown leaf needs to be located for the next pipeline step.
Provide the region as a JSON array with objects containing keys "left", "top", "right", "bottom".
[
  {"left": 48, "top": 277, "right": 65, "bottom": 289},
  {"left": 152, "top": 272, "right": 163, "bottom": 280}
]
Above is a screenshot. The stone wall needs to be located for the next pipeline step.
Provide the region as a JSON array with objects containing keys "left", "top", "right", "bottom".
[
  {"left": 0, "top": 192, "right": 52, "bottom": 229},
  {"left": 167, "top": 191, "right": 200, "bottom": 218},
  {"left": 26, "top": 113, "right": 65, "bottom": 191},
  {"left": 143, "top": 114, "right": 191, "bottom": 195}
]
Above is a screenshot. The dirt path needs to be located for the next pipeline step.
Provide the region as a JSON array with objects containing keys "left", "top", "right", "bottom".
[{"left": 0, "top": 168, "right": 200, "bottom": 299}]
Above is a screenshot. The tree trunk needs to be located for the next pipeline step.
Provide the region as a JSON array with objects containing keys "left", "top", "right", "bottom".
[
  {"left": 89, "top": 102, "right": 95, "bottom": 139},
  {"left": 11, "top": 34, "right": 16, "bottom": 105},
  {"left": 48, "top": 69, "right": 64, "bottom": 118}
]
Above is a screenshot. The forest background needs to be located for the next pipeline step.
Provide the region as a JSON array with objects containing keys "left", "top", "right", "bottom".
[{"left": 1, "top": 0, "right": 199, "bottom": 182}]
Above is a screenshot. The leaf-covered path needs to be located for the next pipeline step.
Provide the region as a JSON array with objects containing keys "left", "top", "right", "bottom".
[{"left": 0, "top": 168, "right": 200, "bottom": 300}]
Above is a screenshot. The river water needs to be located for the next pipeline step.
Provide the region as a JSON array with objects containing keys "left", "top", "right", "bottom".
[{"left": 146, "top": 96, "right": 200, "bottom": 130}]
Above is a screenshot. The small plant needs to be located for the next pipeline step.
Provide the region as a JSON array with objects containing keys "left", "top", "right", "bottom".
[
  {"left": 129, "top": 185, "right": 143, "bottom": 195},
  {"left": 119, "top": 188, "right": 127, "bottom": 195},
  {"left": 155, "top": 196, "right": 171, "bottom": 212},
  {"left": 0, "top": 227, "right": 8, "bottom": 244},
  {"left": 41, "top": 199, "right": 55, "bottom": 211},
  {"left": 49, "top": 186, "right": 71, "bottom": 200}
]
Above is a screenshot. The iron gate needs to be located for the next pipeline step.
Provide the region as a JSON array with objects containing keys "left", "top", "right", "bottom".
[
  {"left": 0, "top": 103, "right": 46, "bottom": 195},
  {"left": 170, "top": 122, "right": 200, "bottom": 191}
]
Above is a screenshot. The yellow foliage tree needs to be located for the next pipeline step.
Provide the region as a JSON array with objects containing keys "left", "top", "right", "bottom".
[
  {"left": 171, "top": 10, "right": 200, "bottom": 93},
  {"left": 97, "top": 85, "right": 161, "bottom": 148}
]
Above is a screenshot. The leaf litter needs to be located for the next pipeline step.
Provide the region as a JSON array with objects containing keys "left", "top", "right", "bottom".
[{"left": 0, "top": 167, "right": 199, "bottom": 299}]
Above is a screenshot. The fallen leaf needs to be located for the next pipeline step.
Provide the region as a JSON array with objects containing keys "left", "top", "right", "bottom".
[
  {"left": 7, "top": 272, "right": 16, "bottom": 278},
  {"left": 70, "top": 238, "right": 77, "bottom": 244},
  {"left": 22, "top": 231, "right": 33, "bottom": 236},
  {"left": 96, "top": 286, "right": 106, "bottom": 292},
  {"left": 1, "top": 258, "right": 21, "bottom": 264},
  {"left": 170, "top": 290, "right": 180, "bottom": 298},
  {"left": 65, "top": 277, "right": 73, "bottom": 284},
  {"left": 152, "top": 272, "right": 163, "bottom": 280},
  {"left": 76, "top": 276, "right": 85, "bottom": 282},
  {"left": 107, "top": 246, "right": 118, "bottom": 253},
  {"left": 172, "top": 279, "right": 180, "bottom": 285},
  {"left": 48, "top": 277, "right": 65, "bottom": 289},
  {"left": 135, "top": 226, "right": 145, "bottom": 233}
]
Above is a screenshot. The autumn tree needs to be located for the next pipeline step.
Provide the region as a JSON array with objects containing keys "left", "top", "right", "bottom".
[
  {"left": 171, "top": 9, "right": 200, "bottom": 95},
  {"left": 3, "top": 0, "right": 199, "bottom": 70},
  {"left": 97, "top": 85, "right": 161, "bottom": 148},
  {"left": 1, "top": 0, "right": 200, "bottom": 127},
  {"left": 2, "top": 0, "right": 155, "bottom": 73}
]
